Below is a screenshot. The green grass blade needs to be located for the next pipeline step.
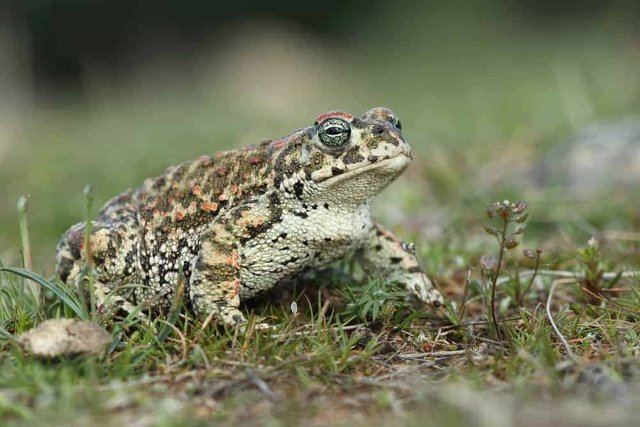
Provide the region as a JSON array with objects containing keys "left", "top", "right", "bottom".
[
  {"left": 157, "top": 270, "right": 185, "bottom": 343},
  {"left": 0, "top": 267, "right": 87, "bottom": 319}
]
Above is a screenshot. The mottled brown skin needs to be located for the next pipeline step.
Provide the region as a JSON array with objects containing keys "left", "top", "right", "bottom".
[{"left": 56, "top": 107, "right": 443, "bottom": 326}]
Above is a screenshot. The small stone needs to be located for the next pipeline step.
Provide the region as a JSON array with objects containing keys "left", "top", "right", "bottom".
[{"left": 19, "top": 319, "right": 110, "bottom": 357}]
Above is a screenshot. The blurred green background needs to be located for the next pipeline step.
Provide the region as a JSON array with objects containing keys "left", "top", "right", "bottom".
[{"left": 1, "top": 0, "right": 639, "bottom": 271}]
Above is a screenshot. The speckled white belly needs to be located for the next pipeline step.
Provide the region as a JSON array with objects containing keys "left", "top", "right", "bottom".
[{"left": 238, "top": 203, "right": 373, "bottom": 299}]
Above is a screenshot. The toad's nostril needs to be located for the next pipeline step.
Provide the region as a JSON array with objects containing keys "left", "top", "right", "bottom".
[{"left": 372, "top": 125, "right": 385, "bottom": 135}]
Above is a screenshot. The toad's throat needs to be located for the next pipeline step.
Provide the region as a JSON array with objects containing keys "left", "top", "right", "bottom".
[{"left": 303, "top": 154, "right": 411, "bottom": 208}]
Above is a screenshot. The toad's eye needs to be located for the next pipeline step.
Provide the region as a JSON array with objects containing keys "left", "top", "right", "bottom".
[
  {"left": 318, "top": 118, "right": 351, "bottom": 147},
  {"left": 388, "top": 115, "right": 402, "bottom": 130}
]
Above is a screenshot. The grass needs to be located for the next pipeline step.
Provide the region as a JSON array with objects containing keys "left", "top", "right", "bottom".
[
  {"left": 1, "top": 12, "right": 640, "bottom": 426},
  {"left": 1, "top": 228, "right": 639, "bottom": 426},
  {"left": 1, "top": 188, "right": 639, "bottom": 426}
]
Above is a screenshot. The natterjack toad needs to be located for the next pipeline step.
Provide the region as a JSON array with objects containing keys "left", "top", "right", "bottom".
[{"left": 56, "top": 107, "right": 443, "bottom": 326}]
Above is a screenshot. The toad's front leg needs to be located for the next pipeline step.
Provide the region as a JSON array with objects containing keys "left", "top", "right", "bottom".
[
  {"left": 357, "top": 223, "right": 443, "bottom": 307},
  {"left": 190, "top": 221, "right": 245, "bottom": 327},
  {"left": 189, "top": 203, "right": 274, "bottom": 328}
]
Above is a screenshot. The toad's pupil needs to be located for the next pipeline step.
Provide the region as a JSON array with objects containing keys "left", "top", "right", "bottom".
[{"left": 326, "top": 127, "right": 343, "bottom": 135}]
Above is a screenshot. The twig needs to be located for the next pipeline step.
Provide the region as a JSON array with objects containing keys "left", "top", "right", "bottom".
[
  {"left": 473, "top": 336, "right": 506, "bottom": 347},
  {"left": 209, "top": 357, "right": 264, "bottom": 369},
  {"left": 269, "top": 323, "right": 364, "bottom": 339},
  {"left": 498, "top": 269, "right": 639, "bottom": 285},
  {"left": 246, "top": 369, "right": 278, "bottom": 401},
  {"left": 434, "top": 316, "right": 522, "bottom": 331},
  {"left": 545, "top": 281, "right": 577, "bottom": 360},
  {"left": 397, "top": 350, "right": 468, "bottom": 359}
]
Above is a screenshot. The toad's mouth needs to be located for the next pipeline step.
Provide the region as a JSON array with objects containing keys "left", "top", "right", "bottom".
[{"left": 316, "top": 153, "right": 411, "bottom": 187}]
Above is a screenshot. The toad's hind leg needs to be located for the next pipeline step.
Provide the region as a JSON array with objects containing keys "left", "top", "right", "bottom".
[{"left": 56, "top": 216, "right": 140, "bottom": 298}]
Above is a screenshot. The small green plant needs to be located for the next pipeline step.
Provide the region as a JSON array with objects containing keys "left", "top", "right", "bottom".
[
  {"left": 482, "top": 200, "right": 530, "bottom": 340},
  {"left": 576, "top": 237, "right": 607, "bottom": 305},
  {"left": 339, "top": 278, "right": 411, "bottom": 326}
]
